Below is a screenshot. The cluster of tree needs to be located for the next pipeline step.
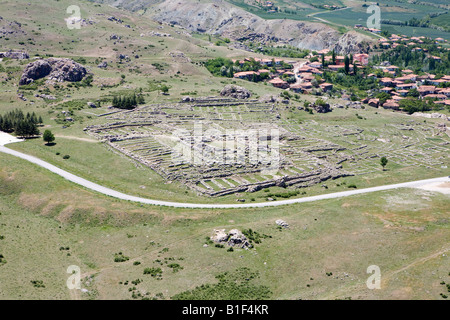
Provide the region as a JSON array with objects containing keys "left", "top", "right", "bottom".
[
  {"left": 399, "top": 98, "right": 434, "bottom": 114},
  {"left": 373, "top": 45, "right": 450, "bottom": 75},
  {"left": 381, "top": 17, "right": 430, "bottom": 28},
  {"left": 323, "top": 71, "right": 378, "bottom": 91},
  {"left": 0, "top": 109, "right": 41, "bottom": 137},
  {"left": 112, "top": 93, "right": 145, "bottom": 110},
  {"left": 204, "top": 58, "right": 235, "bottom": 78},
  {"left": 205, "top": 57, "right": 268, "bottom": 78},
  {"left": 255, "top": 45, "right": 309, "bottom": 59}
]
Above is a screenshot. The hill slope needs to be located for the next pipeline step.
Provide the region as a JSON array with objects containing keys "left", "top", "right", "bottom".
[{"left": 93, "top": 0, "right": 374, "bottom": 53}]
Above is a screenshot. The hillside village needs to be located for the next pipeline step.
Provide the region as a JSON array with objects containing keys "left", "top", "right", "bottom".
[{"left": 207, "top": 33, "right": 450, "bottom": 113}]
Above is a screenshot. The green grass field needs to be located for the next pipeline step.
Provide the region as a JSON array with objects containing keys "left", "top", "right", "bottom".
[
  {"left": 0, "top": 150, "right": 449, "bottom": 300},
  {"left": 0, "top": 0, "right": 449, "bottom": 300}
]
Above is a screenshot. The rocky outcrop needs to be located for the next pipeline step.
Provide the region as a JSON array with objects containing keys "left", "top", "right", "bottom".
[
  {"left": 91, "top": 0, "right": 373, "bottom": 53},
  {"left": 332, "top": 31, "right": 372, "bottom": 55},
  {"left": 220, "top": 85, "right": 252, "bottom": 100},
  {"left": 19, "top": 58, "right": 87, "bottom": 85},
  {"left": 149, "top": 0, "right": 373, "bottom": 53},
  {"left": 275, "top": 220, "right": 289, "bottom": 228},
  {"left": 97, "top": 61, "right": 108, "bottom": 68},
  {"left": 0, "top": 17, "right": 26, "bottom": 38},
  {"left": 211, "top": 229, "right": 252, "bottom": 249},
  {"left": 312, "top": 102, "right": 332, "bottom": 113},
  {"left": 0, "top": 50, "right": 29, "bottom": 59}
]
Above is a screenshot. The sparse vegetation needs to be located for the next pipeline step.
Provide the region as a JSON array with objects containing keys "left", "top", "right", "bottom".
[{"left": 114, "top": 252, "right": 130, "bottom": 263}]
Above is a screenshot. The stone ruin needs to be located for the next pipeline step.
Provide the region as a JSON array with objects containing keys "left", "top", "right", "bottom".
[{"left": 85, "top": 97, "right": 355, "bottom": 197}]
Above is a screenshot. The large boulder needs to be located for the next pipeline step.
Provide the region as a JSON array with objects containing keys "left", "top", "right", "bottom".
[
  {"left": 19, "top": 58, "right": 87, "bottom": 85},
  {"left": 312, "top": 102, "right": 332, "bottom": 113},
  {"left": 210, "top": 228, "right": 252, "bottom": 249},
  {"left": 220, "top": 84, "right": 252, "bottom": 100},
  {"left": 227, "top": 229, "right": 251, "bottom": 248}
]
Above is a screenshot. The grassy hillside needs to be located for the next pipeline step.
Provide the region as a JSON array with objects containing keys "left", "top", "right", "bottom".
[
  {"left": 0, "top": 150, "right": 448, "bottom": 300},
  {"left": 0, "top": 0, "right": 449, "bottom": 300}
]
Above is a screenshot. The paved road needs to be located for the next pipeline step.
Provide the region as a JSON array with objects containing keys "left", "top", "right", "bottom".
[{"left": 0, "top": 145, "right": 448, "bottom": 209}]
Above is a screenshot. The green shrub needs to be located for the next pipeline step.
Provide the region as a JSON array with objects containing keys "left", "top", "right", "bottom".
[
  {"left": 172, "top": 267, "right": 271, "bottom": 300},
  {"left": 143, "top": 267, "right": 163, "bottom": 277},
  {"left": 31, "top": 280, "right": 45, "bottom": 288},
  {"left": 168, "top": 263, "right": 184, "bottom": 273},
  {"left": 114, "top": 252, "right": 129, "bottom": 263}
]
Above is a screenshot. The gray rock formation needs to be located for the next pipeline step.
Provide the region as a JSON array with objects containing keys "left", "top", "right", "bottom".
[
  {"left": 97, "top": 61, "right": 108, "bottom": 68},
  {"left": 220, "top": 84, "right": 252, "bottom": 100},
  {"left": 275, "top": 220, "right": 289, "bottom": 228},
  {"left": 19, "top": 58, "right": 87, "bottom": 85},
  {"left": 0, "top": 50, "right": 29, "bottom": 59},
  {"left": 211, "top": 228, "right": 251, "bottom": 249},
  {"left": 312, "top": 102, "right": 332, "bottom": 113},
  {"left": 150, "top": 0, "right": 374, "bottom": 53}
]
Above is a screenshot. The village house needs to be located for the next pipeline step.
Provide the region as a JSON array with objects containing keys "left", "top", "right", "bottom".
[
  {"left": 368, "top": 98, "right": 380, "bottom": 108},
  {"left": 353, "top": 53, "right": 369, "bottom": 66},
  {"left": 319, "top": 83, "right": 333, "bottom": 92},
  {"left": 396, "top": 74, "right": 417, "bottom": 82},
  {"left": 418, "top": 85, "right": 436, "bottom": 96},
  {"left": 424, "top": 94, "right": 447, "bottom": 100},
  {"left": 438, "top": 88, "right": 450, "bottom": 97},
  {"left": 386, "top": 65, "right": 400, "bottom": 72},
  {"left": 317, "top": 49, "right": 330, "bottom": 56},
  {"left": 396, "top": 83, "right": 417, "bottom": 90},
  {"left": 381, "top": 87, "right": 394, "bottom": 93},
  {"left": 383, "top": 100, "right": 400, "bottom": 110},
  {"left": 328, "top": 65, "right": 344, "bottom": 72},
  {"left": 233, "top": 71, "right": 258, "bottom": 80},
  {"left": 268, "top": 77, "right": 289, "bottom": 89},
  {"left": 308, "top": 62, "right": 323, "bottom": 69},
  {"left": 380, "top": 78, "right": 394, "bottom": 86}
]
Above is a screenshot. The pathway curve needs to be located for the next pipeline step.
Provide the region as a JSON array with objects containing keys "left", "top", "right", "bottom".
[{"left": 0, "top": 144, "right": 448, "bottom": 209}]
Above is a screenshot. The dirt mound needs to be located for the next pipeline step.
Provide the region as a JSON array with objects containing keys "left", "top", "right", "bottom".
[{"left": 19, "top": 58, "right": 88, "bottom": 85}]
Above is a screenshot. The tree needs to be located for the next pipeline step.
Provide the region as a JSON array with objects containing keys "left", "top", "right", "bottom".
[
  {"left": 407, "top": 88, "right": 419, "bottom": 98},
  {"left": 429, "top": 58, "right": 436, "bottom": 71},
  {"left": 332, "top": 50, "right": 336, "bottom": 65},
  {"left": 43, "top": 130, "right": 55, "bottom": 145},
  {"left": 344, "top": 56, "right": 350, "bottom": 74},
  {"left": 160, "top": 85, "right": 170, "bottom": 95},
  {"left": 380, "top": 157, "right": 388, "bottom": 171}
]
